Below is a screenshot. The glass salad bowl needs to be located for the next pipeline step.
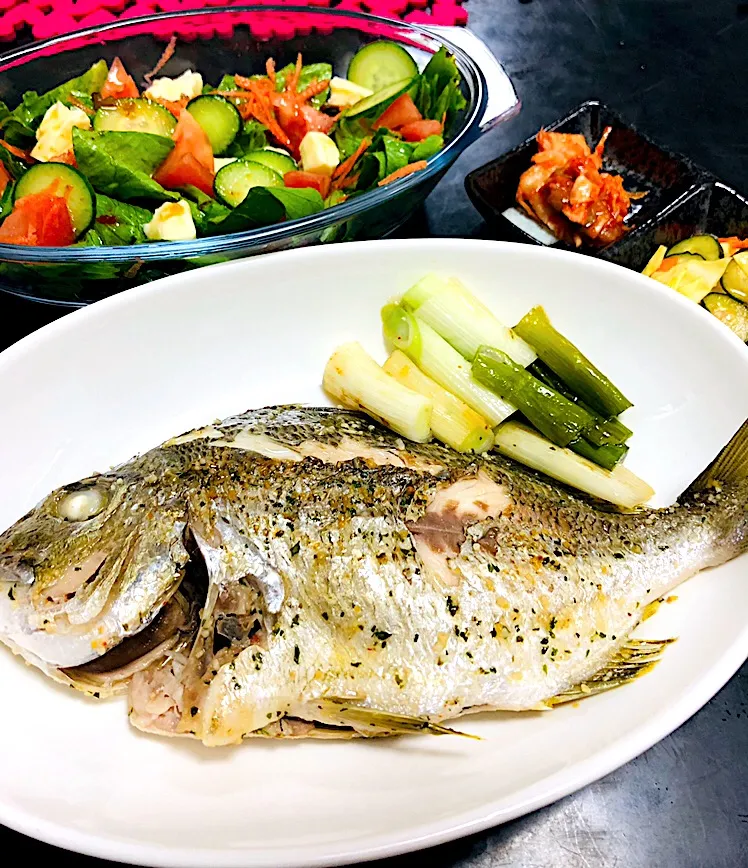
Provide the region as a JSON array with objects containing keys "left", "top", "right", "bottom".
[{"left": 0, "top": 6, "right": 518, "bottom": 306}]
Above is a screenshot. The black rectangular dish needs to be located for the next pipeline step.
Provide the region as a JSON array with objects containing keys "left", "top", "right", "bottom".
[{"left": 464, "top": 100, "right": 710, "bottom": 260}]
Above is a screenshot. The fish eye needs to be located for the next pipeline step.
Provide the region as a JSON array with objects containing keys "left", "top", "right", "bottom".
[{"left": 55, "top": 484, "right": 109, "bottom": 522}]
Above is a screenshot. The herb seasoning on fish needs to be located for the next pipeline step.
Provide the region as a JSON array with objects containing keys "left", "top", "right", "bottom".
[{"left": 0, "top": 406, "right": 745, "bottom": 746}]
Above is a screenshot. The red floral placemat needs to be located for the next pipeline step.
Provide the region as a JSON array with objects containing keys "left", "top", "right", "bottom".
[{"left": 0, "top": 0, "right": 468, "bottom": 43}]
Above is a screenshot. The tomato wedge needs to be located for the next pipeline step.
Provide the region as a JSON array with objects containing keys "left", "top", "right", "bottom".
[
  {"left": 153, "top": 109, "right": 215, "bottom": 197},
  {"left": 399, "top": 119, "right": 443, "bottom": 142},
  {"left": 373, "top": 94, "right": 422, "bottom": 131},
  {"left": 0, "top": 163, "right": 11, "bottom": 197},
  {"left": 283, "top": 170, "right": 330, "bottom": 198},
  {"left": 275, "top": 96, "right": 336, "bottom": 157},
  {"left": 99, "top": 57, "right": 139, "bottom": 100},
  {"left": 0, "top": 188, "right": 75, "bottom": 246}
]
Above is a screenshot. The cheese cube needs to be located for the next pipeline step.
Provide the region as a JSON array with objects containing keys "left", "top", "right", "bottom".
[
  {"left": 299, "top": 132, "right": 340, "bottom": 176},
  {"left": 328, "top": 77, "right": 373, "bottom": 109},
  {"left": 144, "top": 70, "right": 204, "bottom": 103},
  {"left": 30, "top": 102, "right": 92, "bottom": 163},
  {"left": 144, "top": 200, "right": 197, "bottom": 242}
]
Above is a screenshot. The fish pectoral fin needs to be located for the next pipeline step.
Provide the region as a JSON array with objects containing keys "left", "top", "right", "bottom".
[
  {"left": 545, "top": 638, "right": 677, "bottom": 707},
  {"left": 300, "top": 697, "right": 479, "bottom": 739}
]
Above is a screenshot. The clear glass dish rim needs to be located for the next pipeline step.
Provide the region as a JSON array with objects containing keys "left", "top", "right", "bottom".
[{"left": 0, "top": 5, "right": 487, "bottom": 264}]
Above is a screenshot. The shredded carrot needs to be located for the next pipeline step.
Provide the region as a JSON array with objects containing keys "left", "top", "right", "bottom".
[
  {"left": 152, "top": 96, "right": 189, "bottom": 118},
  {"left": 213, "top": 90, "right": 254, "bottom": 101},
  {"left": 235, "top": 74, "right": 273, "bottom": 95},
  {"left": 287, "top": 53, "right": 303, "bottom": 93},
  {"left": 298, "top": 78, "right": 331, "bottom": 102},
  {"left": 0, "top": 139, "right": 33, "bottom": 163},
  {"left": 332, "top": 137, "right": 371, "bottom": 182},
  {"left": 242, "top": 80, "right": 291, "bottom": 147},
  {"left": 336, "top": 172, "right": 360, "bottom": 191},
  {"left": 266, "top": 58, "right": 277, "bottom": 88},
  {"left": 656, "top": 256, "right": 680, "bottom": 273},
  {"left": 720, "top": 236, "right": 748, "bottom": 252},
  {"left": 378, "top": 160, "right": 428, "bottom": 186},
  {"left": 144, "top": 35, "right": 177, "bottom": 84}
]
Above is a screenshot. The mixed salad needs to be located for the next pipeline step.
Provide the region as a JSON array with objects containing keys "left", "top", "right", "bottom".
[
  {"left": 0, "top": 40, "right": 465, "bottom": 249},
  {"left": 643, "top": 234, "right": 748, "bottom": 342},
  {"left": 323, "top": 275, "right": 653, "bottom": 509}
]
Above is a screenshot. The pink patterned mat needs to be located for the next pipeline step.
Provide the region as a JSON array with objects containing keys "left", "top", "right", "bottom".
[{"left": 0, "top": 0, "right": 468, "bottom": 43}]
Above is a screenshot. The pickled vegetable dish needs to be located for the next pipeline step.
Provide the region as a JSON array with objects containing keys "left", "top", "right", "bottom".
[
  {"left": 642, "top": 234, "right": 748, "bottom": 343},
  {"left": 0, "top": 41, "right": 465, "bottom": 250}
]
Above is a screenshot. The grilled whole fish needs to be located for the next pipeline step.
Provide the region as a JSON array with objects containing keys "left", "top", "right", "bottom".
[{"left": 0, "top": 406, "right": 745, "bottom": 745}]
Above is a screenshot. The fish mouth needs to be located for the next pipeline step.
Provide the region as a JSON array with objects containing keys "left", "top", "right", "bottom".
[{"left": 60, "top": 551, "right": 206, "bottom": 695}]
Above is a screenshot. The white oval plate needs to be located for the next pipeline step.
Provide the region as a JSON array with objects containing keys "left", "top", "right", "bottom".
[{"left": 0, "top": 239, "right": 747, "bottom": 868}]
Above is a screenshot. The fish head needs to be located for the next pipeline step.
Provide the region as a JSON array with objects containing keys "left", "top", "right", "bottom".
[{"left": 0, "top": 462, "right": 190, "bottom": 671}]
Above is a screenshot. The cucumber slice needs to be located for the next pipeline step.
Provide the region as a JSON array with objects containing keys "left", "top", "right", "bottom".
[
  {"left": 214, "top": 160, "right": 283, "bottom": 207},
  {"left": 186, "top": 95, "right": 241, "bottom": 155},
  {"left": 347, "top": 41, "right": 418, "bottom": 93},
  {"left": 703, "top": 292, "right": 748, "bottom": 341},
  {"left": 666, "top": 234, "right": 723, "bottom": 260},
  {"left": 344, "top": 77, "right": 414, "bottom": 119},
  {"left": 721, "top": 252, "right": 748, "bottom": 302},
  {"left": 93, "top": 99, "right": 177, "bottom": 137},
  {"left": 243, "top": 149, "right": 297, "bottom": 176},
  {"left": 13, "top": 163, "right": 95, "bottom": 237}
]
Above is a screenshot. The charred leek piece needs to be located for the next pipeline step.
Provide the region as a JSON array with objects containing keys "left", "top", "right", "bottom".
[
  {"left": 383, "top": 350, "right": 494, "bottom": 453},
  {"left": 530, "top": 360, "right": 633, "bottom": 447},
  {"left": 472, "top": 345, "right": 593, "bottom": 449},
  {"left": 323, "top": 342, "right": 432, "bottom": 442},
  {"left": 381, "top": 304, "right": 516, "bottom": 426},
  {"left": 568, "top": 437, "right": 628, "bottom": 472},
  {"left": 494, "top": 421, "right": 654, "bottom": 509},
  {"left": 401, "top": 274, "right": 537, "bottom": 366},
  {"left": 514, "top": 306, "right": 633, "bottom": 417}
]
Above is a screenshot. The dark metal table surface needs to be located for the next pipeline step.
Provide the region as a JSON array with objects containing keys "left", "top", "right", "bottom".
[{"left": 2, "top": 1, "right": 748, "bottom": 866}]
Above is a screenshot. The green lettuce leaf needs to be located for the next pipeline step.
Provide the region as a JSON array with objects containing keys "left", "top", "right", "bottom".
[
  {"left": 0, "top": 181, "right": 14, "bottom": 221},
  {"left": 10, "top": 60, "right": 108, "bottom": 132},
  {"left": 0, "top": 140, "right": 27, "bottom": 180},
  {"left": 417, "top": 47, "right": 466, "bottom": 124},
  {"left": 212, "top": 185, "right": 324, "bottom": 235},
  {"left": 0, "top": 99, "right": 35, "bottom": 146},
  {"left": 73, "top": 129, "right": 178, "bottom": 202},
  {"left": 181, "top": 186, "right": 232, "bottom": 233},
  {"left": 412, "top": 134, "right": 444, "bottom": 162},
  {"left": 225, "top": 119, "right": 269, "bottom": 158},
  {"left": 82, "top": 195, "right": 153, "bottom": 246},
  {"left": 357, "top": 151, "right": 386, "bottom": 189},
  {"left": 381, "top": 135, "right": 414, "bottom": 175}
]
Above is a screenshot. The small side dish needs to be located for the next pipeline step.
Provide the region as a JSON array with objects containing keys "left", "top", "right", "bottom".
[
  {"left": 642, "top": 234, "right": 748, "bottom": 342},
  {"left": 0, "top": 41, "right": 464, "bottom": 250},
  {"left": 323, "top": 274, "right": 652, "bottom": 509},
  {"left": 515, "top": 129, "right": 640, "bottom": 248}
]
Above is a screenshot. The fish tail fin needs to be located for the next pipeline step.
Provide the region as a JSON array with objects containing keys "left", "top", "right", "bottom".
[
  {"left": 307, "top": 698, "right": 480, "bottom": 739},
  {"left": 692, "top": 419, "right": 748, "bottom": 491},
  {"left": 688, "top": 420, "right": 748, "bottom": 561},
  {"left": 545, "top": 638, "right": 676, "bottom": 707}
]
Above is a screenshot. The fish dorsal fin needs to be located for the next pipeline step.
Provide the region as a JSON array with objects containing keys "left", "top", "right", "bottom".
[
  {"left": 692, "top": 419, "right": 748, "bottom": 491},
  {"left": 306, "top": 698, "right": 479, "bottom": 739},
  {"left": 545, "top": 638, "right": 676, "bottom": 707}
]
